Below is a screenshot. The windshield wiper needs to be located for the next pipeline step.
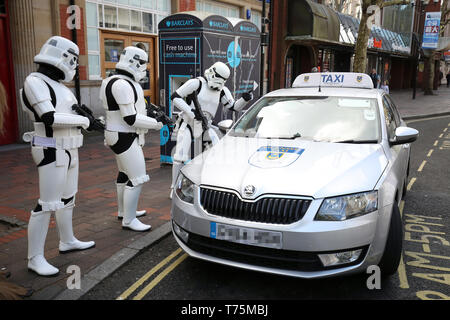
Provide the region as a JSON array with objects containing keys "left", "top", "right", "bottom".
[
  {"left": 334, "top": 139, "right": 378, "bottom": 144},
  {"left": 268, "top": 133, "right": 302, "bottom": 140}
]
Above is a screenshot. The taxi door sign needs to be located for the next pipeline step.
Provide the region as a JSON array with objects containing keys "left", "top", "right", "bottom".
[{"left": 249, "top": 146, "right": 305, "bottom": 168}]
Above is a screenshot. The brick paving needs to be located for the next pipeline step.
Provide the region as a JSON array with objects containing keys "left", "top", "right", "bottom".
[{"left": 0, "top": 132, "right": 172, "bottom": 297}]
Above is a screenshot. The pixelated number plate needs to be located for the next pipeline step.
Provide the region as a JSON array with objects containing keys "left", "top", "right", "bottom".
[{"left": 210, "top": 222, "right": 282, "bottom": 249}]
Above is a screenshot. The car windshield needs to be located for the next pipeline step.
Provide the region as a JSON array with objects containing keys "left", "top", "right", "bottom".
[{"left": 230, "top": 96, "right": 380, "bottom": 143}]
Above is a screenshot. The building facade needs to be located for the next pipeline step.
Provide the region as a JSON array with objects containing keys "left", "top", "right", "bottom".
[{"left": 2, "top": 0, "right": 265, "bottom": 145}]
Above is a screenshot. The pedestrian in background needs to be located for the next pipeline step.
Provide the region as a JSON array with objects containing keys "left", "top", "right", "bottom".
[
  {"left": 381, "top": 80, "right": 389, "bottom": 94},
  {"left": 439, "top": 71, "right": 443, "bottom": 86},
  {"left": 369, "top": 68, "right": 380, "bottom": 89}
]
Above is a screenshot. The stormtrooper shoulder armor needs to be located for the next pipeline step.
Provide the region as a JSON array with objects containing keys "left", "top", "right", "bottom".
[
  {"left": 174, "top": 78, "right": 201, "bottom": 99},
  {"left": 111, "top": 79, "right": 136, "bottom": 105},
  {"left": 24, "top": 75, "right": 52, "bottom": 106}
]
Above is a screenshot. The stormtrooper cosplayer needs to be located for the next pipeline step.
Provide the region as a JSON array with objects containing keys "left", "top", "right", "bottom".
[
  {"left": 20, "top": 36, "right": 95, "bottom": 276},
  {"left": 170, "top": 61, "right": 252, "bottom": 198},
  {"left": 100, "top": 46, "right": 163, "bottom": 232}
]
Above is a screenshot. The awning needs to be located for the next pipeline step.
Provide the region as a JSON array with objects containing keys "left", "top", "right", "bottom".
[{"left": 337, "top": 12, "right": 411, "bottom": 55}]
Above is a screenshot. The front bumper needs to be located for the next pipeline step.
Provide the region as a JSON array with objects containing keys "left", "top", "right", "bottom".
[{"left": 171, "top": 187, "right": 391, "bottom": 279}]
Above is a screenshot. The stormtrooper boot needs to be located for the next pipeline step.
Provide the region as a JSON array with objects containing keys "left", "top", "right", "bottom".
[
  {"left": 122, "top": 184, "right": 151, "bottom": 232},
  {"left": 170, "top": 161, "right": 183, "bottom": 200},
  {"left": 27, "top": 211, "right": 59, "bottom": 276},
  {"left": 116, "top": 182, "right": 146, "bottom": 220},
  {"left": 55, "top": 206, "right": 95, "bottom": 253}
]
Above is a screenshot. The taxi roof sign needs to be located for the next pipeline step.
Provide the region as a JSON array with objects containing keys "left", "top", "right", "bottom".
[{"left": 292, "top": 72, "right": 374, "bottom": 89}]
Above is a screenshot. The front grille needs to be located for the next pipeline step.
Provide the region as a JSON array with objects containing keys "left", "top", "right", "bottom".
[
  {"left": 200, "top": 188, "right": 311, "bottom": 224},
  {"left": 182, "top": 232, "right": 369, "bottom": 272}
]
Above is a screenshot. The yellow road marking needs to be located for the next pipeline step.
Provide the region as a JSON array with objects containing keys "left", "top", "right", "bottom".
[
  {"left": 417, "top": 160, "right": 427, "bottom": 172},
  {"left": 399, "top": 200, "right": 405, "bottom": 217},
  {"left": 398, "top": 255, "right": 410, "bottom": 289},
  {"left": 444, "top": 128, "right": 448, "bottom": 132},
  {"left": 427, "top": 149, "right": 433, "bottom": 157},
  {"left": 433, "top": 140, "right": 438, "bottom": 146},
  {"left": 407, "top": 177, "right": 416, "bottom": 191},
  {"left": 422, "top": 244, "right": 431, "bottom": 253},
  {"left": 398, "top": 200, "right": 409, "bottom": 289},
  {"left": 133, "top": 253, "right": 188, "bottom": 300},
  {"left": 116, "top": 248, "right": 183, "bottom": 300},
  {"left": 439, "top": 133, "right": 443, "bottom": 138}
]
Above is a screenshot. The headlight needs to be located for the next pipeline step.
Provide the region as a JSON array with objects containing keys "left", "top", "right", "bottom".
[
  {"left": 175, "top": 173, "right": 195, "bottom": 204},
  {"left": 315, "top": 191, "right": 378, "bottom": 221}
]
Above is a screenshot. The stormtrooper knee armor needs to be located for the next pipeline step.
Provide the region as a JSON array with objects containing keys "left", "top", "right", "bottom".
[
  {"left": 169, "top": 62, "right": 252, "bottom": 198},
  {"left": 21, "top": 36, "right": 95, "bottom": 276},
  {"left": 101, "top": 46, "right": 163, "bottom": 232}
]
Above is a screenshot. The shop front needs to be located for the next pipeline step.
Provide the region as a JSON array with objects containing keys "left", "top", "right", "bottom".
[{"left": 269, "top": 0, "right": 414, "bottom": 91}]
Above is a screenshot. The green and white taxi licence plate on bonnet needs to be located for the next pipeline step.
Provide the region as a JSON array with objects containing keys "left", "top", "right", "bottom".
[{"left": 210, "top": 222, "right": 282, "bottom": 249}]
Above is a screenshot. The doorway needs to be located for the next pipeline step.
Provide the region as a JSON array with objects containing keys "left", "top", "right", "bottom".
[{"left": 100, "top": 31, "right": 157, "bottom": 104}]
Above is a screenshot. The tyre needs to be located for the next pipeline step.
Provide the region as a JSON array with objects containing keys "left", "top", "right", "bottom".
[{"left": 378, "top": 202, "right": 403, "bottom": 276}]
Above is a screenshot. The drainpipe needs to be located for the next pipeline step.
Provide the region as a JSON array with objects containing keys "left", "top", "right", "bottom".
[{"left": 70, "top": 0, "right": 81, "bottom": 104}]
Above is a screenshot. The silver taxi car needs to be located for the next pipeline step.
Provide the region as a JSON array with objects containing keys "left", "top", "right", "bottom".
[{"left": 171, "top": 72, "right": 419, "bottom": 279}]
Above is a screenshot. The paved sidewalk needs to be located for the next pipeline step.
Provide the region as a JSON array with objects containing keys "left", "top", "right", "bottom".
[
  {"left": 390, "top": 85, "right": 450, "bottom": 119},
  {"left": 0, "top": 86, "right": 449, "bottom": 300},
  {"left": 0, "top": 132, "right": 172, "bottom": 299}
]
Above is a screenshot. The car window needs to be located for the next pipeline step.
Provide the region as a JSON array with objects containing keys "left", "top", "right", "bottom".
[
  {"left": 385, "top": 95, "right": 401, "bottom": 125},
  {"left": 231, "top": 96, "right": 381, "bottom": 143},
  {"left": 382, "top": 96, "right": 397, "bottom": 139}
]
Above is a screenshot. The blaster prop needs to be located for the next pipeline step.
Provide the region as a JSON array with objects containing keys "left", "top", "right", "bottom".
[
  {"left": 71, "top": 104, "right": 105, "bottom": 133},
  {"left": 191, "top": 92, "right": 209, "bottom": 132},
  {"left": 145, "top": 102, "right": 174, "bottom": 127}
]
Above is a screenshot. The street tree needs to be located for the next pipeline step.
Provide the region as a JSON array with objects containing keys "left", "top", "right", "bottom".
[{"left": 353, "top": 0, "right": 410, "bottom": 73}]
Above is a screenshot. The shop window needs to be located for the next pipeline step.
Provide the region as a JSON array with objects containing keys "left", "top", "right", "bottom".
[
  {"left": 104, "top": 5, "right": 117, "bottom": 29},
  {"left": 130, "top": 0, "right": 141, "bottom": 6},
  {"left": 131, "top": 10, "right": 142, "bottom": 32},
  {"left": 104, "top": 39, "right": 124, "bottom": 62},
  {"left": 0, "top": 0, "right": 5, "bottom": 15},
  {"left": 118, "top": 8, "right": 130, "bottom": 31},
  {"left": 86, "top": 2, "right": 97, "bottom": 27},
  {"left": 143, "top": 12, "right": 153, "bottom": 33},
  {"left": 88, "top": 55, "right": 101, "bottom": 78},
  {"left": 87, "top": 28, "right": 99, "bottom": 52},
  {"left": 118, "top": 0, "right": 129, "bottom": 5},
  {"left": 142, "top": 0, "right": 156, "bottom": 10},
  {"left": 98, "top": 4, "right": 104, "bottom": 27}
]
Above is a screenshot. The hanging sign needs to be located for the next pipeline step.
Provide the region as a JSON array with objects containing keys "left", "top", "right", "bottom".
[{"left": 422, "top": 12, "right": 441, "bottom": 49}]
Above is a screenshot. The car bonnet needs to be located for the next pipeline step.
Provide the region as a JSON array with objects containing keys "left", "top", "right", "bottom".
[{"left": 185, "top": 136, "right": 388, "bottom": 200}]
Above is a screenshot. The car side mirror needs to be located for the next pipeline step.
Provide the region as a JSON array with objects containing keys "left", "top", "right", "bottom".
[
  {"left": 218, "top": 119, "right": 233, "bottom": 132},
  {"left": 390, "top": 126, "right": 419, "bottom": 145}
]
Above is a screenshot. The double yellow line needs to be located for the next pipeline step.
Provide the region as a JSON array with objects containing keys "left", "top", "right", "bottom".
[
  {"left": 397, "top": 121, "right": 449, "bottom": 289},
  {"left": 117, "top": 248, "right": 188, "bottom": 300}
]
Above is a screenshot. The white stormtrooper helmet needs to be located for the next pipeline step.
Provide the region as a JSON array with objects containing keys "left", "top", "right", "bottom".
[
  {"left": 115, "top": 46, "right": 148, "bottom": 82},
  {"left": 204, "top": 62, "right": 230, "bottom": 91},
  {"left": 34, "top": 36, "right": 80, "bottom": 82}
]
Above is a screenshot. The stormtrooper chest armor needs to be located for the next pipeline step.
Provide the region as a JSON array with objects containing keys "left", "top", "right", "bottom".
[
  {"left": 102, "top": 74, "right": 146, "bottom": 132},
  {"left": 194, "top": 78, "right": 221, "bottom": 118}
]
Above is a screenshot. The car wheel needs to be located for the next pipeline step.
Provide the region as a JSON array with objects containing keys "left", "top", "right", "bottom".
[{"left": 378, "top": 202, "right": 403, "bottom": 276}]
